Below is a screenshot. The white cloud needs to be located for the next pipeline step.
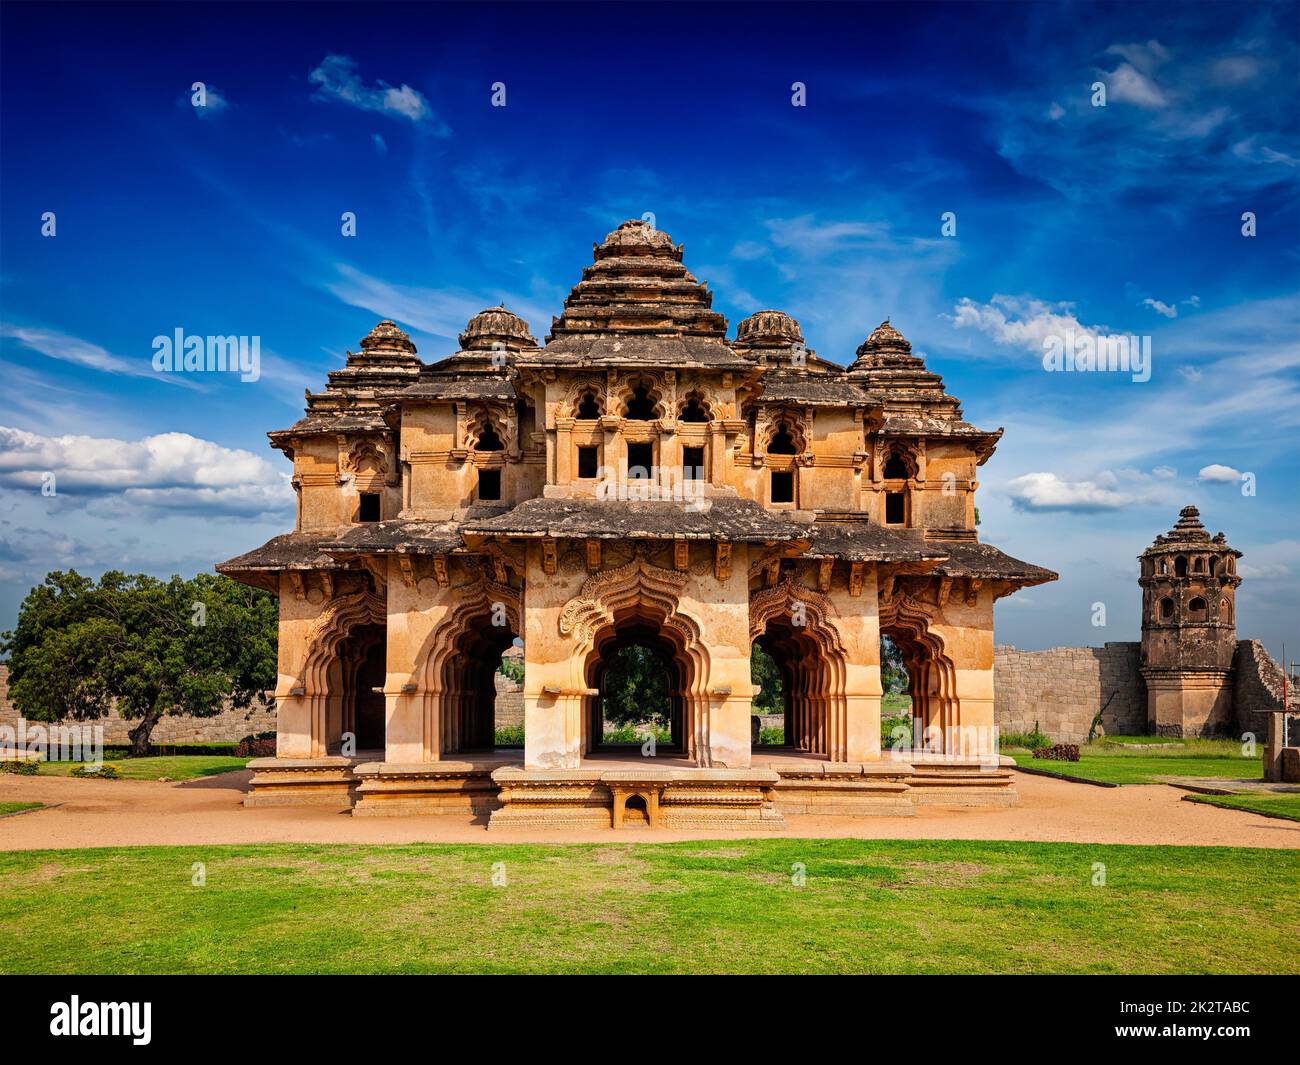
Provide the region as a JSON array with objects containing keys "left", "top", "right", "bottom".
[
  {"left": 1105, "top": 62, "right": 1168, "bottom": 108},
  {"left": 1004, "top": 472, "right": 1145, "bottom": 512},
  {"left": 191, "top": 85, "right": 229, "bottom": 120},
  {"left": 308, "top": 55, "right": 444, "bottom": 130},
  {"left": 0, "top": 426, "right": 291, "bottom": 517},
  {"left": 1198, "top": 464, "right": 1242, "bottom": 483},
  {"left": 949, "top": 294, "right": 1106, "bottom": 354},
  {"left": 1142, "top": 297, "right": 1178, "bottom": 318}
]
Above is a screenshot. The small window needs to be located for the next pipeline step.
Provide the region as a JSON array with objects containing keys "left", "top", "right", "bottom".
[
  {"left": 1207, "top": 557, "right": 1218, "bottom": 578},
  {"left": 771, "top": 470, "right": 794, "bottom": 504},
  {"left": 885, "top": 491, "right": 905, "bottom": 525},
  {"left": 577, "top": 446, "right": 599, "bottom": 479},
  {"left": 1188, "top": 596, "right": 1207, "bottom": 614},
  {"left": 627, "top": 442, "right": 653, "bottom": 479},
  {"left": 358, "top": 493, "right": 381, "bottom": 523},
  {"left": 1175, "top": 555, "right": 1188, "bottom": 577},
  {"left": 883, "top": 452, "right": 909, "bottom": 479},
  {"left": 683, "top": 446, "right": 704, "bottom": 481},
  {"left": 680, "top": 397, "right": 709, "bottom": 423},
  {"left": 478, "top": 469, "right": 501, "bottom": 501},
  {"left": 624, "top": 386, "right": 656, "bottom": 420},
  {"left": 768, "top": 423, "right": 797, "bottom": 455},
  {"left": 576, "top": 392, "right": 601, "bottom": 419},
  {"left": 1159, "top": 597, "right": 1174, "bottom": 620},
  {"left": 475, "top": 423, "right": 504, "bottom": 452}
]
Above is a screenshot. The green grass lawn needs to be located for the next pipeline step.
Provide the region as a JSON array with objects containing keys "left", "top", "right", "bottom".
[
  {"left": 0, "top": 802, "right": 42, "bottom": 817},
  {"left": 0, "top": 839, "right": 1295, "bottom": 974},
  {"left": 1012, "top": 737, "right": 1261, "bottom": 786},
  {"left": 35, "top": 755, "right": 251, "bottom": 782},
  {"left": 1185, "top": 793, "right": 1300, "bottom": 822}
]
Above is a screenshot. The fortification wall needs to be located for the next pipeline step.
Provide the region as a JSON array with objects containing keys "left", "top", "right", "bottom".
[
  {"left": 1233, "top": 640, "right": 1295, "bottom": 739},
  {"left": 993, "top": 642, "right": 1144, "bottom": 743}
]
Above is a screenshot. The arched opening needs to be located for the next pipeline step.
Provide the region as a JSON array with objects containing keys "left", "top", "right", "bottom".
[
  {"left": 879, "top": 606, "right": 958, "bottom": 754},
  {"left": 623, "top": 385, "right": 657, "bottom": 420},
  {"left": 1175, "top": 555, "right": 1188, "bottom": 577},
  {"left": 679, "top": 395, "right": 710, "bottom": 423},
  {"left": 325, "top": 622, "right": 387, "bottom": 754},
  {"left": 768, "top": 422, "right": 798, "bottom": 455},
  {"left": 438, "top": 610, "right": 520, "bottom": 754},
  {"left": 883, "top": 451, "right": 910, "bottom": 479},
  {"left": 474, "top": 423, "right": 504, "bottom": 451},
  {"left": 754, "top": 616, "right": 832, "bottom": 755},
  {"left": 1208, "top": 557, "right": 1218, "bottom": 578},
  {"left": 576, "top": 391, "right": 601, "bottom": 419},
  {"left": 1188, "top": 596, "right": 1207, "bottom": 618},
  {"left": 1159, "top": 596, "right": 1174, "bottom": 620},
  {"left": 622, "top": 793, "right": 649, "bottom": 825},
  {"left": 586, "top": 623, "right": 686, "bottom": 754}
]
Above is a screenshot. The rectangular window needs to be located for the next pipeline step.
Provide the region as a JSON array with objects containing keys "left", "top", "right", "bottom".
[
  {"left": 478, "top": 469, "right": 501, "bottom": 501},
  {"left": 627, "top": 442, "right": 653, "bottom": 479},
  {"left": 771, "top": 470, "right": 794, "bottom": 504},
  {"left": 577, "top": 446, "right": 599, "bottom": 479},
  {"left": 683, "top": 446, "right": 704, "bottom": 480},
  {"left": 885, "top": 491, "right": 905, "bottom": 525},
  {"left": 358, "top": 492, "right": 381, "bottom": 523}
]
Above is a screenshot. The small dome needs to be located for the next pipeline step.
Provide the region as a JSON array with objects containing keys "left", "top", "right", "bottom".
[
  {"left": 459, "top": 305, "right": 538, "bottom": 351},
  {"left": 856, "top": 318, "right": 912, "bottom": 358},
  {"left": 360, "top": 319, "right": 417, "bottom": 356},
  {"left": 735, "top": 309, "right": 804, "bottom": 349}
]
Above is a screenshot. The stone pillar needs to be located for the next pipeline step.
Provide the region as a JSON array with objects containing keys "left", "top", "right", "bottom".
[{"left": 555, "top": 418, "right": 573, "bottom": 486}]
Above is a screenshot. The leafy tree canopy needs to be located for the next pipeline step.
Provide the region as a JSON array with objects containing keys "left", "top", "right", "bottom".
[{"left": 1, "top": 570, "right": 277, "bottom": 754}]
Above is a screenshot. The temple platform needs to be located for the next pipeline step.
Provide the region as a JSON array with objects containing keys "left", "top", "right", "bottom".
[{"left": 243, "top": 747, "right": 1018, "bottom": 823}]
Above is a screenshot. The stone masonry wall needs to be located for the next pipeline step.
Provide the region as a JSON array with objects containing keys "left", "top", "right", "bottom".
[
  {"left": 994, "top": 642, "right": 1144, "bottom": 744},
  {"left": 1232, "top": 639, "right": 1297, "bottom": 740}
]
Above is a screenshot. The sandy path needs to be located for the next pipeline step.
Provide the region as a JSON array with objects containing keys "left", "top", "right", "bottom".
[{"left": 1, "top": 769, "right": 1296, "bottom": 851}]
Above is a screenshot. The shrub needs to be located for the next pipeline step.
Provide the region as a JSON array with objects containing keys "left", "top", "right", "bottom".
[
  {"left": 493, "top": 725, "right": 525, "bottom": 746},
  {"left": 71, "top": 763, "right": 121, "bottom": 779},
  {"left": 881, "top": 714, "right": 912, "bottom": 750},
  {"left": 234, "top": 734, "right": 276, "bottom": 757},
  {"left": 758, "top": 726, "right": 785, "bottom": 746},
  {"left": 1032, "top": 743, "right": 1080, "bottom": 762},
  {"left": 0, "top": 760, "right": 39, "bottom": 776},
  {"left": 1001, "top": 724, "right": 1052, "bottom": 750}
]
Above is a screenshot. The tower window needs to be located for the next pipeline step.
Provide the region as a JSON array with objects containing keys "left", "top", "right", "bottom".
[
  {"left": 475, "top": 423, "right": 504, "bottom": 451},
  {"left": 627, "top": 442, "right": 653, "bottom": 478},
  {"left": 1188, "top": 596, "right": 1207, "bottom": 615},
  {"left": 358, "top": 493, "right": 381, "bottom": 523},
  {"left": 478, "top": 469, "right": 501, "bottom": 500},
  {"left": 885, "top": 491, "right": 906, "bottom": 525},
  {"left": 1175, "top": 555, "right": 1188, "bottom": 577},
  {"left": 577, "top": 446, "right": 599, "bottom": 479},
  {"left": 771, "top": 470, "right": 794, "bottom": 503},
  {"left": 1159, "top": 597, "right": 1174, "bottom": 620},
  {"left": 683, "top": 446, "right": 704, "bottom": 480},
  {"left": 883, "top": 451, "right": 910, "bottom": 479}
]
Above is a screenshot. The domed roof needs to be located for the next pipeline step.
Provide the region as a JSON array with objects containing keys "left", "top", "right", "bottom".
[
  {"left": 459, "top": 305, "right": 538, "bottom": 352},
  {"left": 734, "top": 309, "right": 804, "bottom": 349},
  {"left": 595, "top": 218, "right": 680, "bottom": 258},
  {"left": 359, "top": 319, "right": 417, "bottom": 356},
  {"left": 858, "top": 319, "right": 911, "bottom": 357},
  {"left": 1145, "top": 505, "right": 1240, "bottom": 556}
]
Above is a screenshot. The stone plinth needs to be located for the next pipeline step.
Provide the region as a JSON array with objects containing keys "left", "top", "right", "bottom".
[
  {"left": 766, "top": 759, "right": 915, "bottom": 816},
  {"left": 901, "top": 753, "right": 1020, "bottom": 806},
  {"left": 243, "top": 756, "right": 359, "bottom": 807},
  {"left": 1143, "top": 667, "right": 1234, "bottom": 737},
  {"left": 352, "top": 758, "right": 514, "bottom": 816}
]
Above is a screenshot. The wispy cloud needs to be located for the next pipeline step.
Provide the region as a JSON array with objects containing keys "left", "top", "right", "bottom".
[
  {"left": 0, "top": 323, "right": 196, "bottom": 387},
  {"left": 308, "top": 54, "right": 446, "bottom": 131}
]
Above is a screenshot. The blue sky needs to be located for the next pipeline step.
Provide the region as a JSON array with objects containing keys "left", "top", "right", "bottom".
[{"left": 1, "top": 0, "right": 1297, "bottom": 655}]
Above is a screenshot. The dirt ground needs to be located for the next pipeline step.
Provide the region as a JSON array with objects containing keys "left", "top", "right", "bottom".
[{"left": 2, "top": 768, "right": 1297, "bottom": 851}]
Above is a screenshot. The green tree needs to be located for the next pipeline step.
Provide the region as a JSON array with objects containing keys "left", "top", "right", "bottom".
[
  {"left": 750, "top": 642, "right": 783, "bottom": 714},
  {"left": 881, "top": 634, "right": 909, "bottom": 695},
  {"left": 600, "top": 644, "right": 670, "bottom": 726},
  {"left": 1, "top": 569, "right": 278, "bottom": 756}
]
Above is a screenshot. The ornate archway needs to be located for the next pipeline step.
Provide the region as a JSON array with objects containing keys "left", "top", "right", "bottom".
[
  {"left": 878, "top": 590, "right": 958, "bottom": 753},
  {"left": 558, "top": 553, "right": 714, "bottom": 764},
  {"left": 297, "top": 586, "right": 388, "bottom": 756},
  {"left": 749, "top": 576, "right": 851, "bottom": 760}
]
